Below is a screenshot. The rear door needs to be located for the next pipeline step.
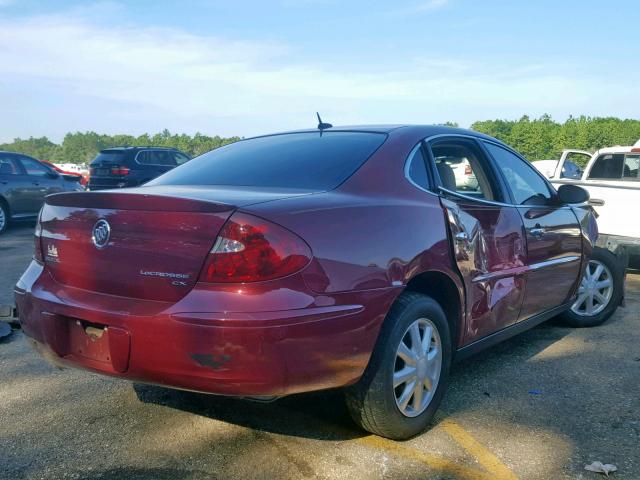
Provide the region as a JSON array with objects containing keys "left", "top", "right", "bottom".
[
  {"left": 135, "top": 150, "right": 177, "bottom": 182},
  {"left": 427, "top": 137, "right": 527, "bottom": 345},
  {"left": 482, "top": 141, "right": 582, "bottom": 321}
]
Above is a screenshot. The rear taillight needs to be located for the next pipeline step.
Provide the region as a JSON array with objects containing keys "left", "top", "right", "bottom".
[
  {"left": 464, "top": 164, "right": 472, "bottom": 175},
  {"left": 111, "top": 166, "right": 130, "bottom": 175},
  {"left": 34, "top": 211, "right": 44, "bottom": 263},
  {"left": 199, "top": 212, "right": 312, "bottom": 283}
]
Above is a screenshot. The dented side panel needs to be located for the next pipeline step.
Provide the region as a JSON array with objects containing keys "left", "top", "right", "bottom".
[{"left": 441, "top": 197, "right": 527, "bottom": 345}]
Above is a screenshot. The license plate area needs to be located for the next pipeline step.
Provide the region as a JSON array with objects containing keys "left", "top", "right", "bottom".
[
  {"left": 40, "top": 312, "right": 131, "bottom": 372},
  {"left": 69, "top": 319, "right": 111, "bottom": 363},
  {"left": 92, "top": 168, "right": 110, "bottom": 176}
]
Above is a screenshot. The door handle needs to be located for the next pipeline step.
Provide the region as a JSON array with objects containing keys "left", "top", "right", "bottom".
[
  {"left": 32, "top": 182, "right": 40, "bottom": 186},
  {"left": 530, "top": 226, "right": 545, "bottom": 237}
]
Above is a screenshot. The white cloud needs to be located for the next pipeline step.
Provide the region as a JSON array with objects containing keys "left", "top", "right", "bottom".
[{"left": 0, "top": 8, "right": 634, "bottom": 141}]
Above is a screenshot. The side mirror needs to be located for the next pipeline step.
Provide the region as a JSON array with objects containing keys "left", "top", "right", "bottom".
[{"left": 557, "top": 184, "right": 589, "bottom": 205}]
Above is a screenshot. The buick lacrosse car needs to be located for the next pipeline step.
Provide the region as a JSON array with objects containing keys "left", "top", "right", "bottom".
[{"left": 15, "top": 125, "right": 615, "bottom": 439}]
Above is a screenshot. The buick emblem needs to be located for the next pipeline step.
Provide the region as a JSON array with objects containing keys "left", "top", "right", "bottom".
[{"left": 92, "top": 219, "right": 111, "bottom": 249}]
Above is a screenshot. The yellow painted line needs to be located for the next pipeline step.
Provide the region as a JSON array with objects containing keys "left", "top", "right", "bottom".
[
  {"left": 439, "top": 418, "right": 518, "bottom": 480},
  {"left": 358, "top": 435, "right": 495, "bottom": 480}
]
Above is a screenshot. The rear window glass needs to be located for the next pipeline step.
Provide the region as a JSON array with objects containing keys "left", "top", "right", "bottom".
[
  {"left": 148, "top": 132, "right": 387, "bottom": 190},
  {"left": 92, "top": 151, "right": 128, "bottom": 164},
  {"left": 623, "top": 154, "right": 640, "bottom": 180}
]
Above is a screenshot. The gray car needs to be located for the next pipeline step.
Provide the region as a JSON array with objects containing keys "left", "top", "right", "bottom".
[{"left": 0, "top": 151, "right": 85, "bottom": 234}]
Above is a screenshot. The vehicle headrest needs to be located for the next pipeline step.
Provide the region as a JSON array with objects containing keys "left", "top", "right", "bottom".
[{"left": 436, "top": 162, "right": 456, "bottom": 191}]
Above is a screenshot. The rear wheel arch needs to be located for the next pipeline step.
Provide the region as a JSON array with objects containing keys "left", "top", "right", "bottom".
[{"left": 403, "top": 270, "right": 463, "bottom": 349}]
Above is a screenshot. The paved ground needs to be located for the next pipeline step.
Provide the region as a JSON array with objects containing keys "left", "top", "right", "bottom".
[{"left": 1, "top": 222, "right": 639, "bottom": 480}]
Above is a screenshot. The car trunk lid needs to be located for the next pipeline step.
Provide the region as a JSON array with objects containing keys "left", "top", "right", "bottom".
[{"left": 39, "top": 187, "right": 311, "bottom": 302}]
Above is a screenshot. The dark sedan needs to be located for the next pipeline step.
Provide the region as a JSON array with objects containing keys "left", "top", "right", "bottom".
[{"left": 0, "top": 151, "right": 85, "bottom": 234}]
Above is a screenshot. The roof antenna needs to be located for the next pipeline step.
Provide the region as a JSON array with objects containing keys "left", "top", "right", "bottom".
[{"left": 316, "top": 112, "right": 332, "bottom": 136}]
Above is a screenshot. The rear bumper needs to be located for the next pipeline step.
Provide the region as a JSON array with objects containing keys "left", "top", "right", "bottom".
[{"left": 15, "top": 260, "right": 398, "bottom": 396}]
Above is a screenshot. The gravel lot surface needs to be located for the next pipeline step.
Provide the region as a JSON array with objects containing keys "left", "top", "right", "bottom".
[{"left": 1, "top": 222, "right": 639, "bottom": 479}]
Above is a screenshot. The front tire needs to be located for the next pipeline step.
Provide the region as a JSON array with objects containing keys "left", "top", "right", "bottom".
[
  {"left": 345, "top": 292, "right": 452, "bottom": 440},
  {"left": 560, "top": 246, "right": 624, "bottom": 327}
]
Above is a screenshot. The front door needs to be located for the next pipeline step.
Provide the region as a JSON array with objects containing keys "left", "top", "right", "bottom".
[
  {"left": 482, "top": 141, "right": 582, "bottom": 320},
  {"left": 428, "top": 137, "right": 527, "bottom": 345}
]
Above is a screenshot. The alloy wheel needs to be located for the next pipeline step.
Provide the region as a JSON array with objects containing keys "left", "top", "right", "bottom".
[
  {"left": 571, "top": 259, "right": 613, "bottom": 317},
  {"left": 393, "top": 318, "right": 442, "bottom": 417},
  {"left": 0, "top": 206, "right": 6, "bottom": 231}
]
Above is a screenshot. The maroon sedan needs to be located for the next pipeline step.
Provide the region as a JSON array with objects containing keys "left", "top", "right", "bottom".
[{"left": 15, "top": 125, "right": 612, "bottom": 439}]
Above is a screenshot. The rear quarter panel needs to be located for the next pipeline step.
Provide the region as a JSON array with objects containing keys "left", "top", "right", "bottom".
[{"left": 248, "top": 128, "right": 465, "bottom": 344}]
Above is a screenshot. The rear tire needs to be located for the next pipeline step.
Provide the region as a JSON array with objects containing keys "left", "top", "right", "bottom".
[
  {"left": 560, "top": 246, "right": 624, "bottom": 327},
  {"left": 0, "top": 202, "right": 8, "bottom": 235},
  {"left": 345, "top": 292, "right": 452, "bottom": 440}
]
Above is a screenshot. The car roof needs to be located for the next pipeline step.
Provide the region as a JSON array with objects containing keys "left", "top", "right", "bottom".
[
  {"left": 594, "top": 146, "right": 636, "bottom": 155},
  {"left": 249, "top": 124, "right": 502, "bottom": 143}
]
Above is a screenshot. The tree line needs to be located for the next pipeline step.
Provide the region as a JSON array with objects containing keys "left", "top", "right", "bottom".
[
  {"left": 471, "top": 115, "right": 640, "bottom": 166},
  {"left": 2, "top": 116, "right": 640, "bottom": 167},
  {"left": 0, "top": 130, "right": 241, "bottom": 165}
]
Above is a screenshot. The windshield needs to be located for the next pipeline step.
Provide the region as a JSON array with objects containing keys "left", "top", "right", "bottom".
[{"left": 147, "top": 132, "right": 387, "bottom": 190}]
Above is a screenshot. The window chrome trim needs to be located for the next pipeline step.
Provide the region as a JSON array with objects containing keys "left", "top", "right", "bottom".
[
  {"left": 436, "top": 186, "right": 514, "bottom": 208},
  {"left": 403, "top": 143, "right": 438, "bottom": 196},
  {"left": 423, "top": 133, "right": 515, "bottom": 207}
]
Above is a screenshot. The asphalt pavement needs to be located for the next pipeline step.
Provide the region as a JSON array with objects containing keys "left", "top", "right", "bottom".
[{"left": 1, "top": 222, "right": 639, "bottom": 479}]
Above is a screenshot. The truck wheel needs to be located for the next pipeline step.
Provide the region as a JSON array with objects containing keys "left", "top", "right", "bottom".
[
  {"left": 560, "top": 247, "right": 624, "bottom": 327},
  {"left": 345, "top": 292, "right": 452, "bottom": 440},
  {"left": 0, "top": 202, "right": 8, "bottom": 234}
]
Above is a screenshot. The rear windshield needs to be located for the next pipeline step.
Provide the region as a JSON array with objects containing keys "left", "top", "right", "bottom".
[
  {"left": 147, "top": 132, "right": 387, "bottom": 190},
  {"left": 92, "top": 151, "right": 128, "bottom": 165}
]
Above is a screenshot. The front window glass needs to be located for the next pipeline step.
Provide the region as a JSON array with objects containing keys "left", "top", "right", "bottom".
[
  {"left": 560, "top": 161, "right": 583, "bottom": 179},
  {"left": 484, "top": 142, "right": 552, "bottom": 206}
]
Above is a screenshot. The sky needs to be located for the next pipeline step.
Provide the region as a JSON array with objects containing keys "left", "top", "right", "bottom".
[{"left": 0, "top": 0, "right": 639, "bottom": 143}]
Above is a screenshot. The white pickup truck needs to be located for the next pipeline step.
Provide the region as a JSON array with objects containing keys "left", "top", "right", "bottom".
[{"left": 534, "top": 142, "right": 640, "bottom": 259}]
